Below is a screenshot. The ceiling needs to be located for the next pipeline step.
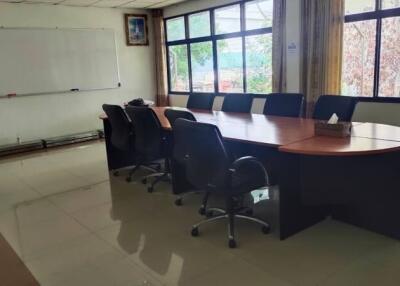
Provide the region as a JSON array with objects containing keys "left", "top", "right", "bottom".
[{"left": 0, "top": 0, "right": 190, "bottom": 9}]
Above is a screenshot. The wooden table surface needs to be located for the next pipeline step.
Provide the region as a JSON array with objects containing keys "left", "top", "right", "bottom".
[{"left": 100, "top": 106, "right": 400, "bottom": 156}]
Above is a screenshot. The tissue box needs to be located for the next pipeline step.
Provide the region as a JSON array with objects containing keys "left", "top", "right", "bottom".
[{"left": 314, "top": 121, "right": 352, "bottom": 138}]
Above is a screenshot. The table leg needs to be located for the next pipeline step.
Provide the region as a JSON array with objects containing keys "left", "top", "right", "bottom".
[{"left": 277, "top": 153, "right": 327, "bottom": 240}]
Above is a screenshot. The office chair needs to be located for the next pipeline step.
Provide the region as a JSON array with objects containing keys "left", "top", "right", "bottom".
[
  {"left": 101, "top": 104, "right": 138, "bottom": 177},
  {"left": 264, "top": 93, "right": 304, "bottom": 117},
  {"left": 164, "top": 108, "right": 218, "bottom": 215},
  {"left": 221, "top": 94, "right": 253, "bottom": 113},
  {"left": 313, "top": 95, "right": 356, "bottom": 122},
  {"left": 174, "top": 119, "right": 270, "bottom": 248},
  {"left": 125, "top": 106, "right": 170, "bottom": 192},
  {"left": 186, "top": 93, "right": 215, "bottom": 110}
]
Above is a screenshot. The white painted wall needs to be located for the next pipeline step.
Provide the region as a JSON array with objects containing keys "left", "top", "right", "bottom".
[
  {"left": 164, "top": 0, "right": 301, "bottom": 112},
  {"left": 0, "top": 3, "right": 155, "bottom": 145}
]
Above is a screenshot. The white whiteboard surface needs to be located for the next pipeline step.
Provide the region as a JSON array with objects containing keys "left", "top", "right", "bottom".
[{"left": 0, "top": 27, "right": 120, "bottom": 97}]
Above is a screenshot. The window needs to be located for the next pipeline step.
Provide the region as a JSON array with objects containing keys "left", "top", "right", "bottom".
[
  {"left": 217, "top": 38, "right": 244, "bottom": 93},
  {"left": 189, "top": 11, "right": 211, "bottom": 38},
  {"left": 168, "top": 45, "right": 189, "bottom": 92},
  {"left": 215, "top": 5, "right": 241, "bottom": 35},
  {"left": 245, "top": 0, "right": 273, "bottom": 30},
  {"left": 246, "top": 34, "right": 272, "bottom": 93},
  {"left": 165, "top": 0, "right": 273, "bottom": 96},
  {"left": 191, "top": 41, "right": 214, "bottom": 92},
  {"left": 342, "top": 0, "right": 400, "bottom": 97},
  {"left": 166, "top": 17, "right": 185, "bottom": 41}
]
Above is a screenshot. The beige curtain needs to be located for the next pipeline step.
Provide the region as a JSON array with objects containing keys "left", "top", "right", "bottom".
[
  {"left": 272, "top": 0, "right": 287, "bottom": 92},
  {"left": 300, "top": 0, "right": 345, "bottom": 116},
  {"left": 152, "top": 9, "right": 169, "bottom": 107}
]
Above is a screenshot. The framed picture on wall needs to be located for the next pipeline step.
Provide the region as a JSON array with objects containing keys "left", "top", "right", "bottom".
[{"left": 124, "top": 14, "right": 149, "bottom": 46}]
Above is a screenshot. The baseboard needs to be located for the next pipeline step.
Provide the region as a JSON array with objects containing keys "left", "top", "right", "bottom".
[{"left": 0, "top": 130, "right": 102, "bottom": 158}]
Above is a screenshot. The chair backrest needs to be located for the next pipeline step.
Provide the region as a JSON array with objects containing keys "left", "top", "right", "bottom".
[
  {"left": 352, "top": 101, "right": 400, "bottom": 126},
  {"left": 187, "top": 94, "right": 214, "bottom": 110},
  {"left": 102, "top": 104, "right": 132, "bottom": 151},
  {"left": 264, "top": 93, "right": 304, "bottom": 117},
  {"left": 165, "top": 109, "right": 197, "bottom": 164},
  {"left": 164, "top": 109, "right": 196, "bottom": 129},
  {"left": 125, "top": 106, "right": 163, "bottom": 157},
  {"left": 221, "top": 94, "right": 253, "bottom": 113},
  {"left": 313, "top": 95, "right": 356, "bottom": 121},
  {"left": 173, "top": 119, "right": 231, "bottom": 191}
]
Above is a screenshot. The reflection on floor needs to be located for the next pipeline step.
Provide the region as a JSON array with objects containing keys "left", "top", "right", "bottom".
[{"left": 0, "top": 141, "right": 400, "bottom": 286}]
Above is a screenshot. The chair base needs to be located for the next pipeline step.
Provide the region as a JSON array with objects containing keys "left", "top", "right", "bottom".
[
  {"left": 141, "top": 171, "right": 171, "bottom": 193},
  {"left": 191, "top": 210, "right": 270, "bottom": 248},
  {"left": 175, "top": 191, "right": 213, "bottom": 216},
  {"left": 125, "top": 163, "right": 162, "bottom": 182}
]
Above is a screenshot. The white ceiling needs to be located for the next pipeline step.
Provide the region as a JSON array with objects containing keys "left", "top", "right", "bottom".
[{"left": 0, "top": 0, "right": 190, "bottom": 9}]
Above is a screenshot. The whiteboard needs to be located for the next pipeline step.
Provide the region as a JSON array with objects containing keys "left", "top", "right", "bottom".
[{"left": 0, "top": 27, "right": 120, "bottom": 97}]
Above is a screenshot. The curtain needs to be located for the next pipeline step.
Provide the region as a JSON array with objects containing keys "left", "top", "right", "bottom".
[
  {"left": 272, "top": 0, "right": 287, "bottom": 92},
  {"left": 300, "top": 0, "right": 345, "bottom": 116},
  {"left": 152, "top": 9, "right": 169, "bottom": 107}
]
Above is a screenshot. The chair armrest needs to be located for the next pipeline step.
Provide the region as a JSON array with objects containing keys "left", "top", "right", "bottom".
[{"left": 229, "top": 156, "right": 270, "bottom": 192}]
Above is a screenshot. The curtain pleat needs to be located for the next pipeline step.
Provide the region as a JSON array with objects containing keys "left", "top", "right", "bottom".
[
  {"left": 272, "top": 0, "right": 287, "bottom": 92},
  {"left": 152, "top": 9, "right": 169, "bottom": 107},
  {"left": 300, "top": 0, "right": 344, "bottom": 116}
]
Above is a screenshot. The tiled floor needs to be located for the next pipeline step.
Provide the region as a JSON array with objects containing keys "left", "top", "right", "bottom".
[{"left": 1, "top": 141, "right": 400, "bottom": 286}]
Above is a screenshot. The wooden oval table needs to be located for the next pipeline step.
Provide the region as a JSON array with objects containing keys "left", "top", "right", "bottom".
[{"left": 100, "top": 107, "right": 400, "bottom": 240}]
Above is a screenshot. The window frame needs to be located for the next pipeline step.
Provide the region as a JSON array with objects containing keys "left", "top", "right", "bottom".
[
  {"left": 344, "top": 0, "right": 400, "bottom": 97},
  {"left": 164, "top": 0, "right": 273, "bottom": 98}
]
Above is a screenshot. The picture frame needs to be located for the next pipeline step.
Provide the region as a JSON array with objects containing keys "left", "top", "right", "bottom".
[{"left": 124, "top": 14, "right": 149, "bottom": 46}]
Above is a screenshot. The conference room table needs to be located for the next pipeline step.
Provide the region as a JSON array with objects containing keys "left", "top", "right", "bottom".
[{"left": 100, "top": 106, "right": 400, "bottom": 240}]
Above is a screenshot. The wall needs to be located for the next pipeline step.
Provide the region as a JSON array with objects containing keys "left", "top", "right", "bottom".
[
  {"left": 164, "top": 0, "right": 301, "bottom": 112},
  {"left": 0, "top": 3, "right": 155, "bottom": 145}
]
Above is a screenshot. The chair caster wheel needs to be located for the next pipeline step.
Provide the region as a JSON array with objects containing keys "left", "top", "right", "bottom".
[
  {"left": 126, "top": 177, "right": 132, "bottom": 182},
  {"left": 113, "top": 171, "right": 119, "bottom": 177},
  {"left": 147, "top": 187, "right": 154, "bottom": 193},
  {"left": 191, "top": 227, "right": 199, "bottom": 237},
  {"left": 175, "top": 198, "right": 183, "bottom": 206},
  {"left": 198, "top": 207, "right": 206, "bottom": 216},
  {"left": 141, "top": 178, "right": 147, "bottom": 184},
  {"left": 262, "top": 225, "right": 270, "bottom": 234},
  {"left": 228, "top": 239, "right": 237, "bottom": 249}
]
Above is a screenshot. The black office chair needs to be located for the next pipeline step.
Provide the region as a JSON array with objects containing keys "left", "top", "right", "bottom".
[
  {"left": 187, "top": 94, "right": 214, "bottom": 110},
  {"left": 313, "top": 95, "right": 356, "bottom": 122},
  {"left": 164, "top": 108, "right": 218, "bottom": 214},
  {"left": 102, "top": 104, "right": 137, "bottom": 178},
  {"left": 221, "top": 94, "right": 253, "bottom": 113},
  {"left": 264, "top": 93, "right": 304, "bottom": 117},
  {"left": 125, "top": 106, "right": 170, "bottom": 192},
  {"left": 174, "top": 119, "right": 270, "bottom": 248},
  {"left": 164, "top": 109, "right": 197, "bottom": 128}
]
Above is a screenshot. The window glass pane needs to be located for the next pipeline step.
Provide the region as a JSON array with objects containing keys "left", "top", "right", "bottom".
[
  {"left": 342, "top": 20, "right": 377, "bottom": 97},
  {"left": 166, "top": 17, "right": 185, "bottom": 42},
  {"left": 191, "top": 42, "right": 215, "bottom": 92},
  {"left": 382, "top": 0, "right": 400, "bottom": 9},
  {"left": 217, "top": 37, "right": 243, "bottom": 93},
  {"left": 379, "top": 17, "right": 400, "bottom": 97},
  {"left": 246, "top": 34, "right": 272, "bottom": 94},
  {"left": 168, "top": 45, "right": 189, "bottom": 91},
  {"left": 345, "top": 0, "right": 375, "bottom": 15},
  {"left": 215, "top": 5, "right": 241, "bottom": 35},
  {"left": 189, "top": 11, "right": 211, "bottom": 38},
  {"left": 245, "top": 0, "right": 273, "bottom": 30}
]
